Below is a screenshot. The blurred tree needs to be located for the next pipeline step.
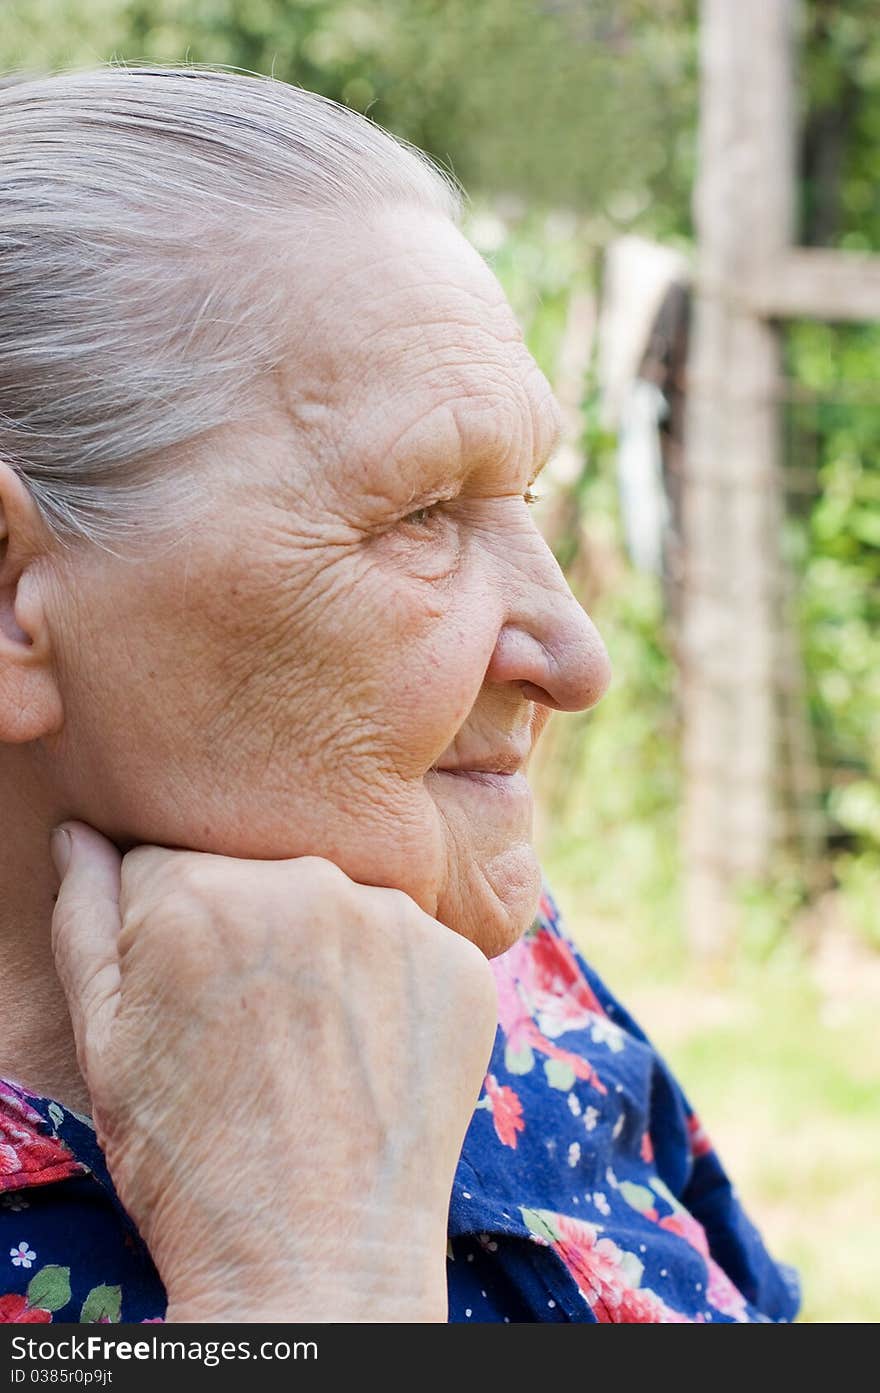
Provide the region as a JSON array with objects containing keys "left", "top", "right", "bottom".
[
  {"left": 785, "top": 1, "right": 880, "bottom": 891},
  {"left": 0, "top": 1, "right": 131, "bottom": 69},
  {"left": 1, "top": 0, "right": 698, "bottom": 232},
  {"left": 800, "top": 0, "right": 880, "bottom": 251}
]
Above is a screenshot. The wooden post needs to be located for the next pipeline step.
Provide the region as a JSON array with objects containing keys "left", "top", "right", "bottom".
[{"left": 681, "top": 0, "right": 797, "bottom": 953}]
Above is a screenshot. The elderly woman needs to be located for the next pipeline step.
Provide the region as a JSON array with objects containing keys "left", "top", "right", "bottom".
[{"left": 0, "top": 66, "right": 799, "bottom": 1325}]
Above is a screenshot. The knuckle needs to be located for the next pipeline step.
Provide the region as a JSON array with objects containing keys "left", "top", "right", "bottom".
[
  {"left": 288, "top": 855, "right": 349, "bottom": 895},
  {"left": 373, "top": 884, "right": 416, "bottom": 919},
  {"left": 164, "top": 854, "right": 227, "bottom": 906},
  {"left": 118, "top": 852, "right": 222, "bottom": 957},
  {"left": 122, "top": 849, "right": 219, "bottom": 916}
]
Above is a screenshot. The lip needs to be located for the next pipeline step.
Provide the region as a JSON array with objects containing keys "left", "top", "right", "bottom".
[
  {"left": 428, "top": 767, "right": 532, "bottom": 796},
  {"left": 431, "top": 751, "right": 530, "bottom": 777},
  {"left": 434, "top": 768, "right": 526, "bottom": 791}
]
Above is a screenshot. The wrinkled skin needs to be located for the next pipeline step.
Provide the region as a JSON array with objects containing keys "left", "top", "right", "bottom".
[
  {"left": 5, "top": 206, "right": 610, "bottom": 959},
  {"left": 0, "top": 205, "right": 611, "bottom": 1318}
]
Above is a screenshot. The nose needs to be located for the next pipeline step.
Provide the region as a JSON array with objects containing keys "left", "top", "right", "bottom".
[{"left": 484, "top": 542, "right": 612, "bottom": 713}]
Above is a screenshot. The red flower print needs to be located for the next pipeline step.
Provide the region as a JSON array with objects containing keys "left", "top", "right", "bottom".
[
  {"left": 0, "top": 1145, "right": 20, "bottom": 1177},
  {"left": 526, "top": 929, "right": 607, "bottom": 1023},
  {"left": 482, "top": 1075, "right": 525, "bottom": 1149},
  {"left": 0, "top": 1293, "right": 51, "bottom": 1323},
  {"left": 0, "top": 1091, "right": 84, "bottom": 1193},
  {"left": 640, "top": 1131, "right": 654, "bottom": 1163},
  {"left": 549, "top": 1214, "right": 691, "bottom": 1324},
  {"left": 659, "top": 1211, "right": 710, "bottom": 1257},
  {"left": 497, "top": 930, "right": 607, "bottom": 1041},
  {"left": 655, "top": 1203, "right": 749, "bottom": 1320},
  {"left": 686, "top": 1112, "right": 712, "bottom": 1159},
  {"left": 492, "top": 951, "right": 607, "bottom": 1095},
  {"left": 705, "top": 1261, "right": 749, "bottom": 1321},
  {"left": 537, "top": 890, "right": 557, "bottom": 923}
]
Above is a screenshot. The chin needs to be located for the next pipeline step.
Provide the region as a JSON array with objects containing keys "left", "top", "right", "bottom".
[{"left": 442, "top": 847, "right": 543, "bottom": 960}]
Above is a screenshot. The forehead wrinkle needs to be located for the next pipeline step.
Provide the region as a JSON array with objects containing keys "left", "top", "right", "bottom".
[
  {"left": 270, "top": 352, "right": 561, "bottom": 521},
  {"left": 291, "top": 240, "right": 525, "bottom": 379},
  {"left": 415, "top": 323, "right": 557, "bottom": 468},
  {"left": 391, "top": 394, "right": 544, "bottom": 494},
  {"left": 349, "top": 338, "right": 561, "bottom": 500},
  {"left": 270, "top": 222, "right": 560, "bottom": 496}
]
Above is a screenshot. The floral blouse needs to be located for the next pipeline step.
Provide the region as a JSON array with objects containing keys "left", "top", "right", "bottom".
[{"left": 0, "top": 883, "right": 800, "bottom": 1324}]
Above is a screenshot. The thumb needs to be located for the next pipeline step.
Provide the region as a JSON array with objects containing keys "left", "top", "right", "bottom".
[{"left": 50, "top": 821, "right": 123, "bottom": 1080}]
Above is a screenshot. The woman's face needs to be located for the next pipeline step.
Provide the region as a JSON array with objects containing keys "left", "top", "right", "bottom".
[{"left": 43, "top": 207, "right": 610, "bottom": 956}]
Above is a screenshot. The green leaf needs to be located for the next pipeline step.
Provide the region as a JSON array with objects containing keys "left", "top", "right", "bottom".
[
  {"left": 80, "top": 1284, "right": 122, "bottom": 1324},
  {"left": 543, "top": 1057, "right": 577, "bottom": 1091},
  {"left": 520, "top": 1207, "right": 561, "bottom": 1243},
  {"left": 26, "top": 1265, "right": 71, "bottom": 1313},
  {"left": 504, "top": 1041, "right": 535, "bottom": 1075},
  {"left": 649, "top": 1174, "right": 682, "bottom": 1213},
  {"left": 619, "top": 1181, "right": 656, "bottom": 1213}
]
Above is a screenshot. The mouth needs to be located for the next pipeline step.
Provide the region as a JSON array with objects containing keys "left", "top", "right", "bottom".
[
  {"left": 432, "top": 768, "right": 524, "bottom": 790},
  {"left": 426, "top": 761, "right": 532, "bottom": 807},
  {"left": 429, "top": 749, "right": 530, "bottom": 779}
]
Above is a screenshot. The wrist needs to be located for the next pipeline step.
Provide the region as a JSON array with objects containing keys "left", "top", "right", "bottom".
[
  {"left": 161, "top": 1215, "right": 450, "bottom": 1324},
  {"left": 165, "top": 1273, "right": 448, "bottom": 1324}
]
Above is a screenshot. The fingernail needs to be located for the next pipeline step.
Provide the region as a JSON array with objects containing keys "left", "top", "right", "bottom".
[{"left": 50, "top": 827, "right": 72, "bottom": 878}]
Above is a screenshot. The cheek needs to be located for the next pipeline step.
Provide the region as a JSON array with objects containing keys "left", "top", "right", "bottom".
[
  {"left": 388, "top": 641, "right": 474, "bottom": 750},
  {"left": 57, "top": 566, "right": 214, "bottom": 740},
  {"left": 366, "top": 571, "right": 503, "bottom": 761}
]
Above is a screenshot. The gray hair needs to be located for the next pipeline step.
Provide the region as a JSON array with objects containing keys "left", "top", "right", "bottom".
[{"left": 0, "top": 64, "right": 463, "bottom": 549}]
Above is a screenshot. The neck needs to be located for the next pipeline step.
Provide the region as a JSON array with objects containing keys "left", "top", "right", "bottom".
[{"left": 0, "top": 748, "right": 91, "bottom": 1115}]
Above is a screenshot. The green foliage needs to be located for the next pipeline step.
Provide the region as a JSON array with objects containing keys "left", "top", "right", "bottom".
[
  {"left": 835, "top": 849, "right": 880, "bottom": 949},
  {"left": 800, "top": 0, "right": 880, "bottom": 249},
  {"left": 539, "top": 570, "right": 683, "bottom": 962},
  {"left": 1, "top": 0, "right": 697, "bottom": 230},
  {"left": 785, "top": 320, "right": 880, "bottom": 909},
  {"left": 0, "top": 2, "right": 129, "bottom": 71},
  {"left": 781, "top": 2, "right": 880, "bottom": 932}
]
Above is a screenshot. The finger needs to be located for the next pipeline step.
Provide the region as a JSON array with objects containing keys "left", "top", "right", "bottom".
[{"left": 50, "top": 820, "right": 123, "bottom": 1070}]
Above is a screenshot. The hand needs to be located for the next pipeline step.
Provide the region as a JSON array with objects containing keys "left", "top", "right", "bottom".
[{"left": 49, "top": 823, "right": 498, "bottom": 1322}]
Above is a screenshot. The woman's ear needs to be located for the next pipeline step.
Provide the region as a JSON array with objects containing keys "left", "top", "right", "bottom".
[{"left": 0, "top": 462, "right": 64, "bottom": 742}]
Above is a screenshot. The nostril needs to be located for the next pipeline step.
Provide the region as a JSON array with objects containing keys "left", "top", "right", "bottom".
[
  {"left": 519, "top": 680, "right": 557, "bottom": 707},
  {"left": 488, "top": 619, "right": 610, "bottom": 713}
]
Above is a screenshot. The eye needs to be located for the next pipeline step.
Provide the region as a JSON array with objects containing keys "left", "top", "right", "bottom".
[
  {"left": 401, "top": 488, "right": 541, "bottom": 530},
  {"left": 402, "top": 504, "right": 436, "bottom": 527}
]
